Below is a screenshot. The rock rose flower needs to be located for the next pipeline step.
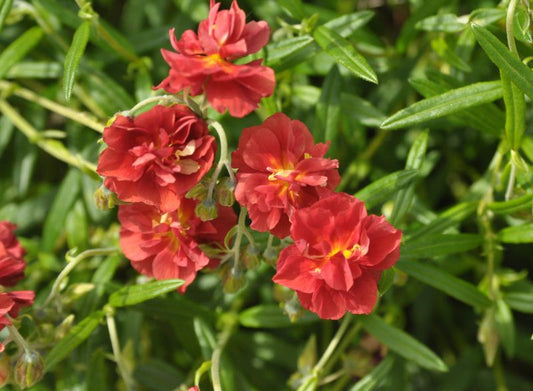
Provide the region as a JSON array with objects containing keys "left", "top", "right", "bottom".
[
  {"left": 231, "top": 113, "right": 340, "bottom": 238},
  {"left": 155, "top": 0, "right": 275, "bottom": 117},
  {"left": 97, "top": 104, "right": 215, "bottom": 213},
  {"left": 0, "top": 222, "right": 34, "bottom": 352},
  {"left": 272, "top": 193, "right": 402, "bottom": 320},
  {"left": 118, "top": 199, "right": 236, "bottom": 292}
]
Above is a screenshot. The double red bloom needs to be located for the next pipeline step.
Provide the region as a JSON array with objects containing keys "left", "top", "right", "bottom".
[
  {"left": 97, "top": 104, "right": 215, "bottom": 213},
  {"left": 156, "top": 0, "right": 275, "bottom": 117},
  {"left": 118, "top": 200, "right": 236, "bottom": 292},
  {"left": 0, "top": 221, "right": 34, "bottom": 352},
  {"left": 232, "top": 113, "right": 340, "bottom": 238},
  {"left": 273, "top": 193, "right": 402, "bottom": 320}
]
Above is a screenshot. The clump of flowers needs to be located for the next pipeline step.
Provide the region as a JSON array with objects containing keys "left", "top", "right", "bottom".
[
  {"left": 272, "top": 193, "right": 402, "bottom": 320},
  {"left": 0, "top": 221, "right": 34, "bottom": 353},
  {"left": 155, "top": 0, "right": 275, "bottom": 117},
  {"left": 97, "top": 104, "right": 215, "bottom": 212},
  {"left": 231, "top": 112, "right": 340, "bottom": 238}
]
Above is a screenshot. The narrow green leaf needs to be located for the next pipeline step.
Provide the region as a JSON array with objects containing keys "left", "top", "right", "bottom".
[
  {"left": 497, "top": 223, "right": 533, "bottom": 243},
  {"left": 396, "top": 259, "right": 492, "bottom": 308},
  {"left": 354, "top": 169, "right": 418, "bottom": 209},
  {"left": 407, "top": 201, "right": 477, "bottom": 241},
  {"left": 193, "top": 317, "right": 216, "bottom": 359},
  {"left": 501, "top": 71, "right": 526, "bottom": 150},
  {"left": 42, "top": 169, "right": 80, "bottom": 252},
  {"left": 390, "top": 130, "right": 428, "bottom": 225},
  {"left": 108, "top": 279, "right": 184, "bottom": 307},
  {"left": 381, "top": 81, "right": 502, "bottom": 130},
  {"left": 239, "top": 305, "right": 317, "bottom": 328},
  {"left": 360, "top": 314, "right": 448, "bottom": 372},
  {"left": 504, "top": 291, "right": 533, "bottom": 313},
  {"left": 265, "top": 36, "right": 315, "bottom": 69},
  {"left": 469, "top": 8, "right": 506, "bottom": 26},
  {"left": 350, "top": 356, "right": 394, "bottom": 391},
  {"left": 316, "top": 65, "right": 341, "bottom": 153},
  {"left": 0, "top": 27, "right": 44, "bottom": 79},
  {"left": 45, "top": 310, "right": 104, "bottom": 371},
  {"left": 6, "top": 61, "right": 62, "bottom": 79},
  {"left": 401, "top": 234, "right": 483, "bottom": 259},
  {"left": 0, "top": 0, "right": 13, "bottom": 33},
  {"left": 323, "top": 11, "right": 374, "bottom": 38},
  {"left": 64, "top": 21, "right": 91, "bottom": 102},
  {"left": 340, "top": 93, "right": 386, "bottom": 127},
  {"left": 494, "top": 299, "right": 515, "bottom": 357},
  {"left": 416, "top": 14, "right": 465, "bottom": 33},
  {"left": 278, "top": 0, "right": 305, "bottom": 19},
  {"left": 313, "top": 25, "right": 378, "bottom": 84},
  {"left": 471, "top": 24, "right": 533, "bottom": 99}
]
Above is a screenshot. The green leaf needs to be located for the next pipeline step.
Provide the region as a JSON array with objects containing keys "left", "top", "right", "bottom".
[
  {"left": 349, "top": 356, "right": 394, "bottom": 391},
  {"left": 416, "top": 14, "right": 465, "bottom": 33},
  {"left": 501, "top": 71, "right": 526, "bottom": 150},
  {"left": 45, "top": 310, "right": 104, "bottom": 371},
  {"left": 354, "top": 169, "right": 418, "bottom": 209},
  {"left": 265, "top": 36, "right": 315, "bottom": 69},
  {"left": 193, "top": 317, "right": 216, "bottom": 359},
  {"left": 64, "top": 21, "right": 91, "bottom": 102},
  {"left": 390, "top": 130, "right": 428, "bottom": 225},
  {"left": 42, "top": 169, "right": 80, "bottom": 252},
  {"left": 469, "top": 8, "right": 506, "bottom": 26},
  {"left": 407, "top": 201, "right": 478, "bottom": 241},
  {"left": 396, "top": 259, "right": 491, "bottom": 308},
  {"left": 360, "top": 314, "right": 448, "bottom": 372},
  {"left": 340, "top": 93, "right": 385, "bottom": 127},
  {"left": 278, "top": 0, "right": 305, "bottom": 19},
  {"left": 6, "top": 61, "right": 62, "bottom": 79},
  {"left": 497, "top": 223, "right": 533, "bottom": 243},
  {"left": 504, "top": 290, "right": 533, "bottom": 313},
  {"left": 316, "top": 65, "right": 341, "bottom": 153},
  {"left": 0, "top": 27, "right": 44, "bottom": 79},
  {"left": 323, "top": 11, "right": 374, "bottom": 38},
  {"left": 0, "top": 0, "right": 13, "bottom": 33},
  {"left": 108, "top": 279, "right": 184, "bottom": 307},
  {"left": 401, "top": 234, "right": 483, "bottom": 258},
  {"left": 239, "top": 305, "right": 317, "bottom": 328},
  {"left": 471, "top": 24, "right": 533, "bottom": 100},
  {"left": 381, "top": 81, "right": 502, "bottom": 130},
  {"left": 313, "top": 25, "right": 378, "bottom": 84}
]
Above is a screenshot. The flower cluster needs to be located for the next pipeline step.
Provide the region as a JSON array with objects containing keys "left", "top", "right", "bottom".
[
  {"left": 0, "top": 221, "right": 34, "bottom": 352},
  {"left": 155, "top": 0, "right": 275, "bottom": 117},
  {"left": 97, "top": 0, "right": 401, "bottom": 319}
]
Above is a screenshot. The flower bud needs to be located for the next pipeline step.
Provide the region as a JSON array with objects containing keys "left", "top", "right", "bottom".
[
  {"left": 0, "top": 354, "right": 10, "bottom": 388},
  {"left": 185, "top": 179, "right": 209, "bottom": 200},
  {"left": 243, "top": 245, "right": 261, "bottom": 270},
  {"left": 94, "top": 185, "right": 118, "bottom": 210},
  {"left": 223, "top": 268, "right": 245, "bottom": 293},
  {"left": 14, "top": 349, "right": 44, "bottom": 389},
  {"left": 215, "top": 177, "right": 235, "bottom": 207},
  {"left": 195, "top": 199, "right": 218, "bottom": 221}
]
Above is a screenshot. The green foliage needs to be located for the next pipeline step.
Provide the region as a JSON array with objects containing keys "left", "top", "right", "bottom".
[{"left": 1, "top": 0, "right": 532, "bottom": 390}]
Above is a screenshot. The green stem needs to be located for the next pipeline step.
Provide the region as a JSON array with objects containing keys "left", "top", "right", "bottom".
[
  {"left": 210, "top": 324, "right": 234, "bottom": 391},
  {"left": 231, "top": 207, "right": 248, "bottom": 274},
  {"left": 0, "top": 99, "right": 99, "bottom": 176},
  {"left": 313, "top": 315, "right": 352, "bottom": 376},
  {"left": 0, "top": 81, "right": 105, "bottom": 132},
  {"left": 96, "top": 24, "right": 139, "bottom": 63},
  {"left": 6, "top": 321, "right": 31, "bottom": 354},
  {"left": 106, "top": 311, "right": 138, "bottom": 391},
  {"left": 504, "top": 159, "right": 517, "bottom": 201},
  {"left": 123, "top": 94, "right": 183, "bottom": 116},
  {"left": 207, "top": 120, "right": 235, "bottom": 200},
  {"left": 41, "top": 248, "right": 117, "bottom": 309},
  {"left": 506, "top": 0, "right": 520, "bottom": 57}
]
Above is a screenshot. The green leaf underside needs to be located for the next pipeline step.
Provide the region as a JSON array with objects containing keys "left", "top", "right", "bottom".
[
  {"left": 313, "top": 25, "right": 378, "bottom": 83},
  {"left": 401, "top": 233, "right": 483, "bottom": 258},
  {"left": 360, "top": 314, "right": 448, "bottom": 372},
  {"left": 108, "top": 279, "right": 184, "bottom": 307},
  {"left": 396, "top": 259, "right": 491, "bottom": 308},
  {"left": 354, "top": 170, "right": 418, "bottom": 209},
  {"left": 472, "top": 24, "right": 533, "bottom": 100},
  {"left": 381, "top": 81, "right": 502, "bottom": 129},
  {"left": 64, "top": 21, "right": 91, "bottom": 101},
  {"left": 45, "top": 311, "right": 104, "bottom": 371}
]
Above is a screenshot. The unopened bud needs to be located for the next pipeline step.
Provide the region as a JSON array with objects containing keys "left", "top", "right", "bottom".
[
  {"left": 195, "top": 199, "right": 218, "bottom": 221},
  {"left": 223, "top": 268, "right": 245, "bottom": 293},
  {"left": 14, "top": 350, "right": 44, "bottom": 389},
  {"left": 215, "top": 177, "right": 235, "bottom": 207},
  {"left": 263, "top": 246, "right": 279, "bottom": 267},
  {"left": 94, "top": 185, "right": 118, "bottom": 210},
  {"left": 185, "top": 179, "right": 209, "bottom": 200},
  {"left": 243, "top": 245, "right": 261, "bottom": 270},
  {"left": 0, "top": 354, "right": 10, "bottom": 388}
]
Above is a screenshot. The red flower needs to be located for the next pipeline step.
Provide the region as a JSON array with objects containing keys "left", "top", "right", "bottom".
[
  {"left": 97, "top": 105, "right": 215, "bottom": 212},
  {"left": 118, "top": 199, "right": 236, "bottom": 292},
  {"left": 155, "top": 0, "right": 275, "bottom": 117},
  {"left": 0, "top": 221, "right": 26, "bottom": 286},
  {"left": 231, "top": 113, "right": 340, "bottom": 238},
  {"left": 0, "top": 291, "right": 35, "bottom": 352},
  {"left": 272, "top": 193, "right": 402, "bottom": 320}
]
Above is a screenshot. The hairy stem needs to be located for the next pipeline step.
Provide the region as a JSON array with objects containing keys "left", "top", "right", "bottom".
[{"left": 106, "top": 311, "right": 138, "bottom": 391}]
